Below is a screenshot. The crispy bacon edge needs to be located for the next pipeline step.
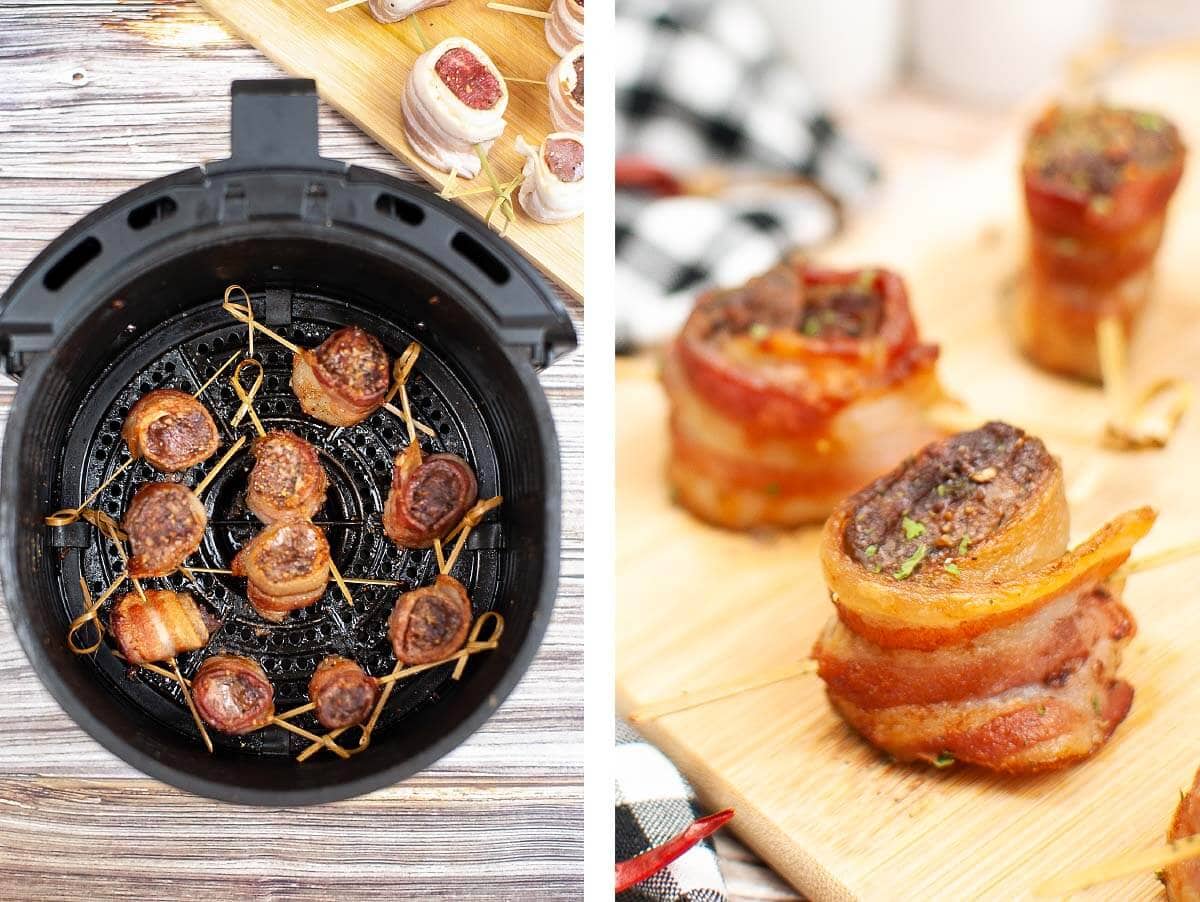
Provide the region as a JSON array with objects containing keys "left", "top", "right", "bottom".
[{"left": 192, "top": 654, "right": 276, "bottom": 736}]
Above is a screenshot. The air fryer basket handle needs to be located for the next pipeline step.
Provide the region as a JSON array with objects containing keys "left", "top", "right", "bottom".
[{"left": 210, "top": 79, "right": 342, "bottom": 174}]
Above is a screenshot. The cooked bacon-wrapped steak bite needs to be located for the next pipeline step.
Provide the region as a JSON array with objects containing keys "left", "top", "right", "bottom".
[
  {"left": 547, "top": 45, "right": 583, "bottom": 133},
  {"left": 367, "top": 0, "right": 450, "bottom": 23},
  {"left": 1166, "top": 768, "right": 1200, "bottom": 901},
  {"left": 812, "top": 422, "right": 1154, "bottom": 773},
  {"left": 292, "top": 326, "right": 390, "bottom": 427},
  {"left": 664, "top": 261, "right": 946, "bottom": 530},
  {"left": 231, "top": 520, "right": 331, "bottom": 622},
  {"left": 122, "top": 389, "right": 220, "bottom": 473},
  {"left": 515, "top": 133, "right": 584, "bottom": 224},
  {"left": 388, "top": 575, "right": 473, "bottom": 665},
  {"left": 383, "top": 448, "right": 478, "bottom": 549},
  {"left": 192, "top": 654, "right": 275, "bottom": 735},
  {"left": 1018, "top": 104, "right": 1186, "bottom": 380},
  {"left": 545, "top": 0, "right": 583, "bottom": 57},
  {"left": 309, "top": 656, "right": 380, "bottom": 730},
  {"left": 109, "top": 589, "right": 215, "bottom": 665},
  {"left": 246, "top": 430, "right": 329, "bottom": 525},
  {"left": 401, "top": 37, "right": 509, "bottom": 178},
  {"left": 123, "top": 482, "right": 207, "bottom": 578}
]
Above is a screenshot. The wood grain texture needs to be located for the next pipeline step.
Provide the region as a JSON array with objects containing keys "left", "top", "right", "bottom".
[
  {"left": 0, "top": 3, "right": 582, "bottom": 896},
  {"left": 617, "top": 45, "right": 1200, "bottom": 901},
  {"left": 196, "top": 0, "right": 583, "bottom": 298}
]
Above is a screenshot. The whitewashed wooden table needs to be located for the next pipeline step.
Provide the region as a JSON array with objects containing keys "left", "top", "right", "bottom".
[{"left": 0, "top": 3, "right": 582, "bottom": 898}]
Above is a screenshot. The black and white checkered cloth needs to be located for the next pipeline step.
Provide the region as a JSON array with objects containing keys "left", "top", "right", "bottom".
[
  {"left": 615, "top": 0, "right": 878, "bottom": 351},
  {"left": 616, "top": 719, "right": 726, "bottom": 901}
]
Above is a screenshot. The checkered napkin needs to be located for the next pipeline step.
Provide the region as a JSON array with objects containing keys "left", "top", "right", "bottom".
[
  {"left": 616, "top": 719, "right": 727, "bottom": 901},
  {"left": 615, "top": 0, "right": 878, "bottom": 351}
]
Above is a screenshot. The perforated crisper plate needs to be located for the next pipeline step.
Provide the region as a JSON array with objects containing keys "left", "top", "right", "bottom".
[{"left": 49, "top": 290, "right": 504, "bottom": 757}]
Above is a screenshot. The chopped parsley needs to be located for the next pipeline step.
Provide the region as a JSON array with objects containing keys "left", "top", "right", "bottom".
[
  {"left": 936, "top": 484, "right": 947, "bottom": 498},
  {"left": 1089, "top": 195, "right": 1114, "bottom": 215},
  {"left": 1091, "top": 695, "right": 1102, "bottom": 716},
  {"left": 902, "top": 516, "right": 926, "bottom": 539},
  {"left": 893, "top": 544, "right": 927, "bottom": 580},
  {"left": 1037, "top": 703, "right": 1047, "bottom": 716},
  {"left": 943, "top": 562, "right": 960, "bottom": 576},
  {"left": 932, "top": 752, "right": 955, "bottom": 769},
  {"left": 1135, "top": 111, "right": 1165, "bottom": 132},
  {"left": 856, "top": 269, "right": 877, "bottom": 290},
  {"left": 802, "top": 317, "right": 821, "bottom": 337},
  {"left": 958, "top": 535, "right": 971, "bottom": 555},
  {"left": 748, "top": 323, "right": 770, "bottom": 341},
  {"left": 865, "top": 545, "right": 877, "bottom": 557}
]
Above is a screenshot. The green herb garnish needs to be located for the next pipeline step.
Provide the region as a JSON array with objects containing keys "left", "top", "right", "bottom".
[
  {"left": 1091, "top": 695, "right": 1102, "bottom": 716},
  {"left": 865, "top": 545, "right": 877, "bottom": 557},
  {"left": 943, "top": 562, "right": 960, "bottom": 576},
  {"left": 902, "top": 516, "right": 926, "bottom": 539},
  {"left": 1037, "top": 703, "right": 1047, "bottom": 716},
  {"left": 748, "top": 323, "right": 770, "bottom": 341},
  {"left": 1089, "top": 195, "right": 1114, "bottom": 215},
  {"left": 1135, "top": 111, "right": 1165, "bottom": 132},
  {"left": 856, "top": 269, "right": 877, "bottom": 290},
  {"left": 932, "top": 752, "right": 955, "bottom": 769},
  {"left": 958, "top": 535, "right": 971, "bottom": 555},
  {"left": 936, "top": 484, "right": 947, "bottom": 498},
  {"left": 894, "top": 544, "right": 927, "bottom": 580},
  {"left": 802, "top": 317, "right": 821, "bottom": 337},
  {"left": 765, "top": 482, "right": 781, "bottom": 496}
]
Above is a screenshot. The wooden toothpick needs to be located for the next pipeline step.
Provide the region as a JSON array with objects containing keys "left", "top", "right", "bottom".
[
  {"left": 627, "top": 660, "right": 820, "bottom": 725},
  {"left": 487, "top": 2, "right": 550, "bottom": 18},
  {"left": 1034, "top": 833, "right": 1200, "bottom": 897}
]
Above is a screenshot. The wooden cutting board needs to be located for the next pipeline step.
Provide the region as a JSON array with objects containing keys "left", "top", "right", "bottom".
[
  {"left": 617, "top": 45, "right": 1200, "bottom": 901},
  {"left": 197, "top": 0, "right": 582, "bottom": 298}
]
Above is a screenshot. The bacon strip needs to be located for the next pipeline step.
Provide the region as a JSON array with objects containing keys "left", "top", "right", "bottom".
[
  {"left": 292, "top": 326, "right": 390, "bottom": 427},
  {"left": 193, "top": 655, "right": 275, "bottom": 735},
  {"left": 515, "top": 133, "right": 584, "bottom": 224},
  {"left": 309, "top": 656, "right": 379, "bottom": 730},
  {"left": 664, "top": 261, "right": 946, "bottom": 530},
  {"left": 388, "top": 575, "right": 472, "bottom": 665},
  {"left": 547, "top": 45, "right": 583, "bottom": 133},
  {"left": 813, "top": 423, "right": 1154, "bottom": 773},
  {"left": 123, "top": 482, "right": 207, "bottom": 579},
  {"left": 246, "top": 431, "right": 329, "bottom": 525},
  {"left": 231, "top": 520, "right": 331, "bottom": 622},
  {"left": 1017, "top": 104, "right": 1186, "bottom": 380},
  {"left": 1166, "top": 768, "right": 1200, "bottom": 901},
  {"left": 109, "top": 589, "right": 214, "bottom": 665},
  {"left": 545, "top": 0, "right": 583, "bottom": 57},
  {"left": 383, "top": 446, "right": 478, "bottom": 549},
  {"left": 122, "top": 389, "right": 219, "bottom": 473}
]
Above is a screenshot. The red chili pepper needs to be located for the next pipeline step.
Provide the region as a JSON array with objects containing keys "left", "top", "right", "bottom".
[{"left": 615, "top": 808, "right": 735, "bottom": 893}]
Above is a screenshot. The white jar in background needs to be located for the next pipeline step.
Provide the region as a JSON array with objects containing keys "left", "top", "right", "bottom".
[
  {"left": 911, "top": 0, "right": 1112, "bottom": 106},
  {"left": 750, "top": 0, "right": 903, "bottom": 102}
]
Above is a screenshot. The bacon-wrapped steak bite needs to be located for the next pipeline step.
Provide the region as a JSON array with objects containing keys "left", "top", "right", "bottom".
[
  {"left": 367, "top": 0, "right": 450, "bottom": 23},
  {"left": 123, "top": 482, "right": 207, "bottom": 578},
  {"left": 192, "top": 654, "right": 275, "bottom": 735},
  {"left": 664, "top": 261, "right": 946, "bottom": 530},
  {"left": 548, "top": 45, "right": 583, "bottom": 133},
  {"left": 309, "top": 656, "right": 380, "bottom": 730},
  {"left": 292, "top": 326, "right": 390, "bottom": 427},
  {"left": 1018, "top": 104, "right": 1186, "bottom": 380},
  {"left": 545, "top": 0, "right": 583, "bottom": 57},
  {"left": 389, "top": 575, "right": 473, "bottom": 665},
  {"left": 1166, "top": 768, "right": 1200, "bottom": 901},
  {"left": 812, "top": 422, "right": 1154, "bottom": 773},
  {"left": 231, "top": 520, "right": 331, "bottom": 622},
  {"left": 246, "top": 430, "right": 329, "bottom": 525},
  {"left": 122, "top": 389, "right": 220, "bottom": 473},
  {"left": 109, "top": 589, "right": 215, "bottom": 665},
  {"left": 516, "top": 132, "right": 584, "bottom": 224},
  {"left": 401, "top": 37, "right": 509, "bottom": 178},
  {"left": 383, "top": 449, "right": 478, "bottom": 548}
]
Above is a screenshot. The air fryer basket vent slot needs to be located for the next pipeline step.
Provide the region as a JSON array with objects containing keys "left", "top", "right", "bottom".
[
  {"left": 451, "top": 231, "right": 510, "bottom": 285},
  {"left": 127, "top": 196, "right": 179, "bottom": 231},
  {"left": 374, "top": 192, "right": 425, "bottom": 226},
  {"left": 43, "top": 236, "right": 102, "bottom": 292}
]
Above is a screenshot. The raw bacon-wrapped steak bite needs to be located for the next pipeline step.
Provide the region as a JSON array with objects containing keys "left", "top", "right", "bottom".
[
  {"left": 1166, "top": 768, "right": 1200, "bottom": 901},
  {"left": 812, "top": 422, "right": 1154, "bottom": 773},
  {"left": 367, "top": 0, "right": 450, "bottom": 23},
  {"left": 516, "top": 133, "right": 584, "bottom": 224},
  {"left": 123, "top": 482, "right": 207, "bottom": 578},
  {"left": 547, "top": 45, "right": 583, "bottom": 133},
  {"left": 663, "top": 260, "right": 946, "bottom": 530},
  {"left": 122, "top": 389, "right": 219, "bottom": 473},
  {"left": 402, "top": 37, "right": 509, "bottom": 178},
  {"left": 388, "top": 575, "right": 473, "bottom": 665},
  {"left": 383, "top": 446, "right": 477, "bottom": 548},
  {"left": 193, "top": 655, "right": 275, "bottom": 735},
  {"left": 231, "top": 520, "right": 332, "bottom": 622},
  {"left": 309, "top": 656, "right": 379, "bottom": 730},
  {"left": 545, "top": 0, "right": 584, "bottom": 57},
  {"left": 246, "top": 430, "right": 329, "bottom": 525},
  {"left": 109, "top": 589, "right": 215, "bottom": 665},
  {"left": 1017, "top": 104, "right": 1186, "bottom": 380},
  {"left": 292, "top": 326, "right": 390, "bottom": 427}
]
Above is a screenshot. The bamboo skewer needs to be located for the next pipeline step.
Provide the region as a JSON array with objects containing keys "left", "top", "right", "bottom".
[
  {"left": 170, "top": 656, "right": 214, "bottom": 754},
  {"left": 326, "top": 0, "right": 368, "bottom": 12},
  {"left": 487, "top": 2, "right": 550, "bottom": 18},
  {"left": 627, "top": 660, "right": 820, "bottom": 725},
  {"left": 1034, "top": 833, "right": 1200, "bottom": 897},
  {"left": 1098, "top": 315, "right": 1192, "bottom": 449}
]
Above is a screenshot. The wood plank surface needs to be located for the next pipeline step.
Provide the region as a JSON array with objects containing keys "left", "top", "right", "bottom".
[
  {"left": 197, "top": 0, "right": 584, "bottom": 298},
  {"left": 617, "top": 44, "right": 1200, "bottom": 901},
  {"left": 0, "top": 3, "right": 582, "bottom": 897}
]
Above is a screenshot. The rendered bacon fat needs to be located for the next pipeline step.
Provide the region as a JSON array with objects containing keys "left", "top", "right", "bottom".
[
  {"left": 122, "top": 389, "right": 219, "bottom": 472},
  {"left": 292, "top": 326, "right": 390, "bottom": 427},
  {"left": 231, "top": 520, "right": 331, "bottom": 622},
  {"left": 545, "top": 0, "right": 583, "bottom": 57},
  {"left": 1017, "top": 104, "right": 1186, "bottom": 380},
  {"left": 192, "top": 655, "right": 275, "bottom": 735},
  {"left": 367, "top": 0, "right": 449, "bottom": 23},
  {"left": 1166, "top": 768, "right": 1200, "bottom": 901},
  {"left": 663, "top": 260, "right": 945, "bottom": 529},
  {"left": 388, "top": 574, "right": 472, "bottom": 665},
  {"left": 383, "top": 446, "right": 478, "bottom": 548},
  {"left": 109, "top": 589, "right": 214, "bottom": 665},
  {"left": 515, "top": 132, "right": 584, "bottom": 224},
  {"left": 123, "top": 482, "right": 207, "bottom": 578},
  {"left": 547, "top": 45, "right": 583, "bottom": 133},
  {"left": 812, "top": 422, "right": 1154, "bottom": 773},
  {"left": 309, "top": 656, "right": 379, "bottom": 730},
  {"left": 246, "top": 430, "right": 328, "bottom": 525},
  {"left": 401, "top": 37, "right": 508, "bottom": 178}
]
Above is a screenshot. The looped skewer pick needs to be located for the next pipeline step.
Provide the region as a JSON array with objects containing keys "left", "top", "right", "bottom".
[
  {"left": 452, "top": 609, "right": 504, "bottom": 680},
  {"left": 230, "top": 357, "right": 266, "bottom": 434},
  {"left": 222, "top": 285, "right": 302, "bottom": 355},
  {"left": 434, "top": 495, "right": 503, "bottom": 575},
  {"left": 474, "top": 145, "right": 518, "bottom": 234},
  {"left": 382, "top": 343, "right": 436, "bottom": 439},
  {"left": 44, "top": 460, "right": 134, "bottom": 528},
  {"left": 226, "top": 285, "right": 255, "bottom": 359},
  {"left": 67, "top": 572, "right": 127, "bottom": 655}
]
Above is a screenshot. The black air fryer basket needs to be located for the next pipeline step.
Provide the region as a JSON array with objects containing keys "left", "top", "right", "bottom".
[{"left": 0, "top": 80, "right": 576, "bottom": 804}]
